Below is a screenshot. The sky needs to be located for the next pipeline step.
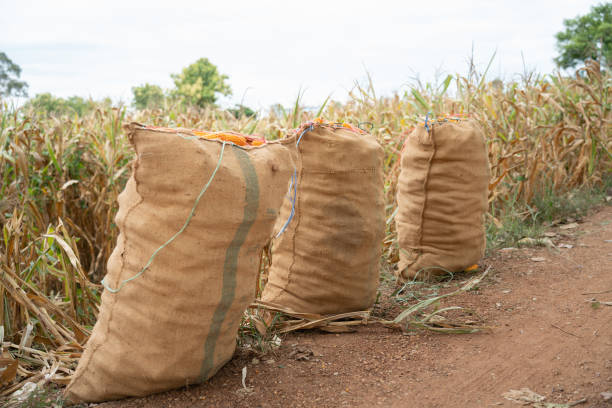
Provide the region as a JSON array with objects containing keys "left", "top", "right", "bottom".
[{"left": 0, "top": 0, "right": 602, "bottom": 110}]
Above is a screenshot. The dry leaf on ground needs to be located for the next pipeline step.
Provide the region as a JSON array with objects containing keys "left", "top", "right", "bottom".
[
  {"left": 0, "top": 357, "right": 17, "bottom": 386},
  {"left": 560, "top": 223, "right": 579, "bottom": 230},
  {"left": 502, "top": 387, "right": 546, "bottom": 403}
]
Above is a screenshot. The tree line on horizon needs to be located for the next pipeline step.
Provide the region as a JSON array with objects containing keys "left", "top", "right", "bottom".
[{"left": 1, "top": 3, "right": 610, "bottom": 116}]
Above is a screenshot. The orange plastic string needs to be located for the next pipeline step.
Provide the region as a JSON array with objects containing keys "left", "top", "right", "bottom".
[
  {"left": 310, "top": 117, "right": 367, "bottom": 134},
  {"left": 417, "top": 113, "right": 469, "bottom": 129},
  {"left": 144, "top": 125, "right": 266, "bottom": 146}
]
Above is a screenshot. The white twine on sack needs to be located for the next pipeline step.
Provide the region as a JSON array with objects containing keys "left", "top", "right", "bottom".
[
  {"left": 101, "top": 141, "right": 228, "bottom": 293},
  {"left": 274, "top": 124, "right": 314, "bottom": 238}
]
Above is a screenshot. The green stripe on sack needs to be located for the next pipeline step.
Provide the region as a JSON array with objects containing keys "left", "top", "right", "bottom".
[{"left": 200, "top": 146, "right": 260, "bottom": 380}]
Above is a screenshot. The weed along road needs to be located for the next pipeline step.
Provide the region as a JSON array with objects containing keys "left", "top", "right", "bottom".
[{"left": 98, "top": 205, "right": 612, "bottom": 408}]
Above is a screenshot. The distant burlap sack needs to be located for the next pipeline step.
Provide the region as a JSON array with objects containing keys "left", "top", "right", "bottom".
[
  {"left": 261, "top": 121, "right": 385, "bottom": 315},
  {"left": 65, "top": 124, "right": 295, "bottom": 403},
  {"left": 396, "top": 118, "right": 490, "bottom": 281}
]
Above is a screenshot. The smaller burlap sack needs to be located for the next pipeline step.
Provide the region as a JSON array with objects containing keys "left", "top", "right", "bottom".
[
  {"left": 261, "top": 120, "right": 385, "bottom": 315},
  {"left": 65, "top": 124, "right": 295, "bottom": 403},
  {"left": 396, "top": 118, "right": 490, "bottom": 281}
]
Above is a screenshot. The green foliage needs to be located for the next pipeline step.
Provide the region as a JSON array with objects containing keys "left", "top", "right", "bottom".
[
  {"left": 555, "top": 2, "right": 612, "bottom": 69},
  {"left": 486, "top": 176, "right": 611, "bottom": 250},
  {"left": 228, "top": 104, "right": 256, "bottom": 118},
  {"left": 170, "top": 58, "right": 231, "bottom": 107},
  {"left": 131, "top": 83, "right": 165, "bottom": 110},
  {"left": 0, "top": 51, "right": 28, "bottom": 97},
  {"left": 24, "top": 93, "right": 111, "bottom": 116},
  {"left": 486, "top": 203, "right": 544, "bottom": 251}
]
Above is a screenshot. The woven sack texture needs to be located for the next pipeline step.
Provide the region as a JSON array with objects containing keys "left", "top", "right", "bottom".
[
  {"left": 65, "top": 123, "right": 295, "bottom": 402},
  {"left": 261, "top": 122, "right": 385, "bottom": 314},
  {"left": 396, "top": 119, "right": 490, "bottom": 281}
]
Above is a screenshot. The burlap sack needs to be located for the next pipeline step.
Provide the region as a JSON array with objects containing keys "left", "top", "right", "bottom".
[
  {"left": 261, "top": 121, "right": 385, "bottom": 315},
  {"left": 65, "top": 124, "right": 295, "bottom": 403},
  {"left": 396, "top": 118, "right": 490, "bottom": 281}
]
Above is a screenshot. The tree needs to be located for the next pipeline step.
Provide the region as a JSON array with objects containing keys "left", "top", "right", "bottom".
[
  {"left": 25, "top": 93, "right": 109, "bottom": 116},
  {"left": 0, "top": 52, "right": 28, "bottom": 97},
  {"left": 171, "top": 58, "right": 231, "bottom": 107},
  {"left": 554, "top": 3, "right": 612, "bottom": 70},
  {"left": 26, "top": 93, "right": 66, "bottom": 114},
  {"left": 228, "top": 104, "right": 256, "bottom": 118},
  {"left": 132, "top": 83, "right": 165, "bottom": 110}
]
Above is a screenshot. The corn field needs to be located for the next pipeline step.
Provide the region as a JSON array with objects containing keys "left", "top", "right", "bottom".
[{"left": 0, "top": 61, "right": 610, "bottom": 394}]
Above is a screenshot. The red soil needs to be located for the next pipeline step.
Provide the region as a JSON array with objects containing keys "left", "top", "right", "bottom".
[{"left": 100, "top": 205, "right": 612, "bottom": 408}]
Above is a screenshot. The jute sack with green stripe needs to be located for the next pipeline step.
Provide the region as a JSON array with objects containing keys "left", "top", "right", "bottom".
[{"left": 65, "top": 123, "right": 295, "bottom": 403}]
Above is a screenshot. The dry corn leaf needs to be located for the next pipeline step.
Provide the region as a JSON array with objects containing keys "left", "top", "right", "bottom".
[
  {"left": 502, "top": 387, "right": 546, "bottom": 403},
  {"left": 0, "top": 357, "right": 18, "bottom": 386}
]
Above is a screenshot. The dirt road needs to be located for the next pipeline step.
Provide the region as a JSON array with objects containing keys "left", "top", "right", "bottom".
[{"left": 101, "top": 205, "right": 612, "bottom": 408}]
